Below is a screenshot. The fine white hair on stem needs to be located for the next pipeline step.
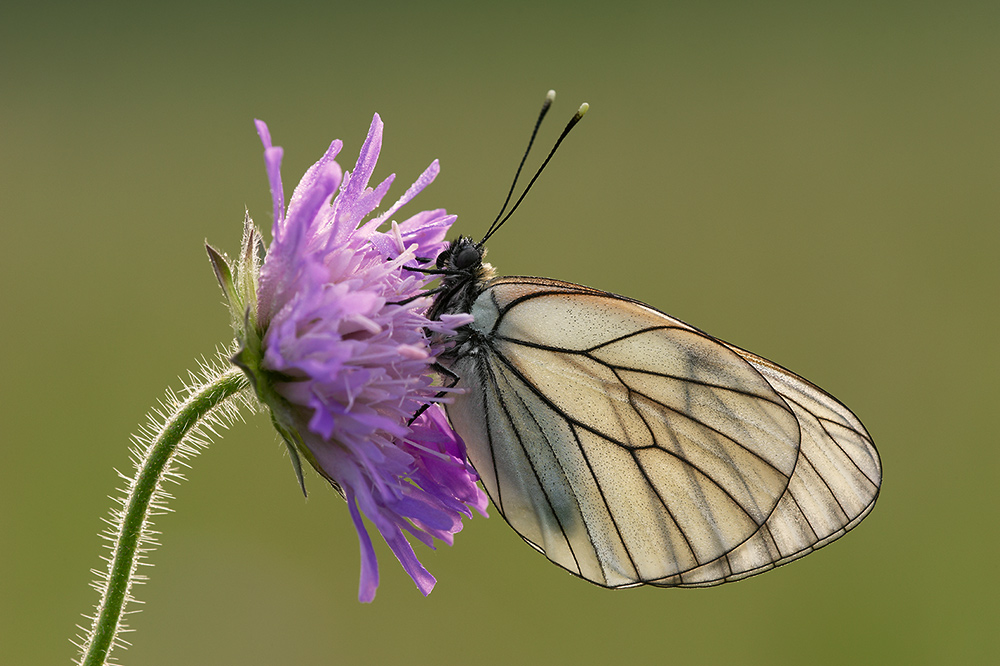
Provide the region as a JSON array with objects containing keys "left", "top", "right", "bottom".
[{"left": 72, "top": 344, "right": 256, "bottom": 666}]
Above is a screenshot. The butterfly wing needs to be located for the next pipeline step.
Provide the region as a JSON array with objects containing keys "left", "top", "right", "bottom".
[{"left": 445, "top": 277, "right": 881, "bottom": 588}]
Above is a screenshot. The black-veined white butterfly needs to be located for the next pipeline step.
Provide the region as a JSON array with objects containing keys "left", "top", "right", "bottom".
[{"left": 421, "top": 92, "right": 881, "bottom": 589}]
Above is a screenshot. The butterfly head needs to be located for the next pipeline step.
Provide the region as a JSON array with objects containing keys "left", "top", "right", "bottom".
[{"left": 436, "top": 236, "right": 494, "bottom": 281}]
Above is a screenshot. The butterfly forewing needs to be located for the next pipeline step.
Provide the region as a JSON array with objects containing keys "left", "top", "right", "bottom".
[{"left": 445, "top": 277, "right": 881, "bottom": 588}]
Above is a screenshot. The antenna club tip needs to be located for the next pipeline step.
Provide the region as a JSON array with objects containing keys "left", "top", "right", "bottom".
[
  {"left": 577, "top": 102, "right": 590, "bottom": 117},
  {"left": 546, "top": 90, "right": 556, "bottom": 101}
]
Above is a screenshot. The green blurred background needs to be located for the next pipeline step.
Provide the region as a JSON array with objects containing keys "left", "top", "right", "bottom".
[{"left": 2, "top": 1, "right": 997, "bottom": 663}]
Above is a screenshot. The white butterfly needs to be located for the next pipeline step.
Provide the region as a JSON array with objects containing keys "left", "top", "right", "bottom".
[{"left": 423, "top": 93, "right": 881, "bottom": 588}]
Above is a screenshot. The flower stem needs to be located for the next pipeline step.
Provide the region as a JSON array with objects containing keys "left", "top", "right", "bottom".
[{"left": 79, "top": 364, "right": 251, "bottom": 666}]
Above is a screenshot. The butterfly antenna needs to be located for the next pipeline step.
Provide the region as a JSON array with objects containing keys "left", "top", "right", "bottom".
[
  {"left": 480, "top": 90, "right": 556, "bottom": 243},
  {"left": 480, "top": 99, "right": 589, "bottom": 245}
]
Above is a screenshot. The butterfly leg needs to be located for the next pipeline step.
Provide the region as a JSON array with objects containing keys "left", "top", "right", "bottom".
[
  {"left": 387, "top": 285, "right": 447, "bottom": 306},
  {"left": 406, "top": 362, "right": 460, "bottom": 425}
]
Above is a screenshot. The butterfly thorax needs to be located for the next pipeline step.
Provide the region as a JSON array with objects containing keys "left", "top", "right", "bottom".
[
  {"left": 426, "top": 236, "right": 496, "bottom": 363},
  {"left": 427, "top": 236, "right": 495, "bottom": 321}
]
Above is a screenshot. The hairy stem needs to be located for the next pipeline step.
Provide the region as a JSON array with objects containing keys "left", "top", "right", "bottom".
[{"left": 78, "top": 363, "right": 251, "bottom": 666}]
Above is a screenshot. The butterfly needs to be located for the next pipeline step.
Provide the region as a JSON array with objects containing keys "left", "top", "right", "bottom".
[{"left": 421, "top": 91, "right": 881, "bottom": 589}]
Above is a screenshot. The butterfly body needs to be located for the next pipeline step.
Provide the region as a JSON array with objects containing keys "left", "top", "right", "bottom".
[{"left": 429, "top": 235, "right": 881, "bottom": 588}]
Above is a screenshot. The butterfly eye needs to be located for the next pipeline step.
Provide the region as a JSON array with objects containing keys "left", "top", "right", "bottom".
[
  {"left": 453, "top": 245, "right": 480, "bottom": 270},
  {"left": 435, "top": 247, "right": 451, "bottom": 269}
]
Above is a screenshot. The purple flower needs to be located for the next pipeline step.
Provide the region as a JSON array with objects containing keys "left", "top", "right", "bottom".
[{"left": 212, "top": 115, "right": 487, "bottom": 602}]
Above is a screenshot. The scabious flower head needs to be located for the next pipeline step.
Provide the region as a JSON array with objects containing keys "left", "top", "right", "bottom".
[{"left": 208, "top": 115, "right": 487, "bottom": 602}]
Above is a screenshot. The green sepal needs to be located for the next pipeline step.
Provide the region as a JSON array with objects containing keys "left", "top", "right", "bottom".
[
  {"left": 234, "top": 211, "right": 264, "bottom": 333},
  {"left": 208, "top": 212, "right": 265, "bottom": 340},
  {"left": 206, "top": 243, "right": 236, "bottom": 305},
  {"left": 270, "top": 416, "right": 308, "bottom": 497}
]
